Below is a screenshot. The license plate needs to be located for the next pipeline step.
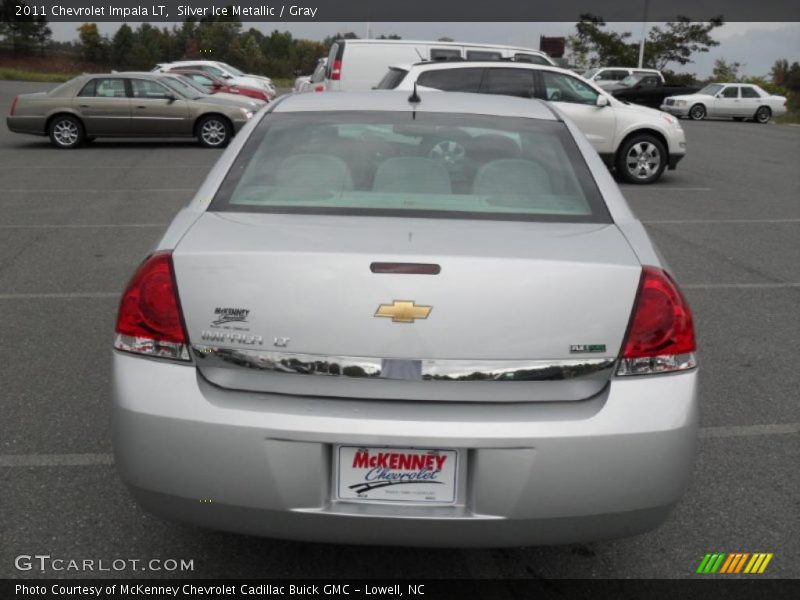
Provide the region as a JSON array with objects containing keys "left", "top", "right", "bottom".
[{"left": 336, "top": 446, "right": 458, "bottom": 504}]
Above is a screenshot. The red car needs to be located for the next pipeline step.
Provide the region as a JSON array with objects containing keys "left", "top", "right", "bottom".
[{"left": 168, "top": 69, "right": 269, "bottom": 103}]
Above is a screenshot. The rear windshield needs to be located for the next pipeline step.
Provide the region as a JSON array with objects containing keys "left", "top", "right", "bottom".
[
  {"left": 210, "top": 111, "right": 610, "bottom": 223},
  {"left": 376, "top": 68, "right": 409, "bottom": 90}
]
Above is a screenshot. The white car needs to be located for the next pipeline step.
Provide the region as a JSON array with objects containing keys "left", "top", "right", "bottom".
[
  {"left": 153, "top": 61, "right": 276, "bottom": 99},
  {"left": 661, "top": 83, "right": 788, "bottom": 123},
  {"left": 297, "top": 58, "right": 328, "bottom": 94},
  {"left": 293, "top": 75, "right": 311, "bottom": 93},
  {"left": 379, "top": 61, "right": 686, "bottom": 184},
  {"left": 582, "top": 67, "right": 664, "bottom": 89}
]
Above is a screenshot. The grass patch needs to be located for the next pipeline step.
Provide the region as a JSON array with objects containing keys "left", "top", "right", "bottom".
[
  {"left": 774, "top": 111, "right": 800, "bottom": 125},
  {"left": 271, "top": 78, "right": 295, "bottom": 89},
  {"left": 0, "top": 67, "right": 75, "bottom": 83}
]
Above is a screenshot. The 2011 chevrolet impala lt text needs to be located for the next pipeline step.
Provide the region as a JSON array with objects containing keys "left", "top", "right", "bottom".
[{"left": 111, "top": 91, "right": 698, "bottom": 547}]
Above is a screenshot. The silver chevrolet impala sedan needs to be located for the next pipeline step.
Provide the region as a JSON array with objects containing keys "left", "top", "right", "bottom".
[{"left": 112, "top": 91, "right": 698, "bottom": 547}]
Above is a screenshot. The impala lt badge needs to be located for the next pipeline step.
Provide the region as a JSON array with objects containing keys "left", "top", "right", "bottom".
[{"left": 374, "top": 300, "right": 432, "bottom": 323}]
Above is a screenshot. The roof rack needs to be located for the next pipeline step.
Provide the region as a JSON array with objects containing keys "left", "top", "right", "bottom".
[{"left": 410, "top": 56, "right": 548, "bottom": 67}]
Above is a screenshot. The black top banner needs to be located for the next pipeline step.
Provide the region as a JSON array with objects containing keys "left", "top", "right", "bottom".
[{"left": 3, "top": 0, "right": 800, "bottom": 22}]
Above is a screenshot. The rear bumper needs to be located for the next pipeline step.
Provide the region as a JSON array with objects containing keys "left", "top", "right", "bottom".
[
  {"left": 6, "top": 115, "right": 45, "bottom": 135},
  {"left": 112, "top": 352, "right": 698, "bottom": 547}
]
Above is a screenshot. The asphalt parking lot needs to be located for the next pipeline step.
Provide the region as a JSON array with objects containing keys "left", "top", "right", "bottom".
[{"left": 1, "top": 80, "right": 798, "bottom": 580}]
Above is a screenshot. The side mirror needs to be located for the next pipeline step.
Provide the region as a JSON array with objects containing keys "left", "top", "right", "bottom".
[
  {"left": 596, "top": 95, "right": 609, "bottom": 107},
  {"left": 166, "top": 94, "right": 177, "bottom": 103}
]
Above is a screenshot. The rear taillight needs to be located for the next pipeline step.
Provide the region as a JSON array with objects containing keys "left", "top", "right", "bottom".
[
  {"left": 617, "top": 266, "right": 696, "bottom": 376},
  {"left": 10, "top": 96, "right": 18, "bottom": 116},
  {"left": 314, "top": 84, "right": 324, "bottom": 92},
  {"left": 114, "top": 251, "right": 190, "bottom": 361},
  {"left": 331, "top": 59, "right": 342, "bottom": 81}
]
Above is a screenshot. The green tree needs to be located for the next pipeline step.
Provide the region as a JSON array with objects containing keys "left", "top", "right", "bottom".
[
  {"left": 197, "top": 20, "right": 242, "bottom": 64},
  {"left": 645, "top": 17, "right": 723, "bottom": 70},
  {"left": 111, "top": 23, "right": 135, "bottom": 67},
  {"left": 662, "top": 69, "right": 698, "bottom": 86},
  {"left": 786, "top": 62, "right": 800, "bottom": 93},
  {"left": 711, "top": 58, "right": 741, "bottom": 82},
  {"left": 239, "top": 33, "right": 266, "bottom": 73},
  {"left": 568, "top": 14, "right": 723, "bottom": 71},
  {"left": 294, "top": 39, "right": 327, "bottom": 74},
  {"left": 173, "top": 20, "right": 198, "bottom": 58},
  {"left": 770, "top": 59, "right": 789, "bottom": 86},
  {"left": 1, "top": 0, "right": 37, "bottom": 54},
  {"left": 127, "top": 40, "right": 156, "bottom": 70},
  {"left": 32, "top": 15, "right": 52, "bottom": 56},
  {"left": 568, "top": 15, "right": 637, "bottom": 68},
  {"left": 77, "top": 22, "right": 106, "bottom": 62}
]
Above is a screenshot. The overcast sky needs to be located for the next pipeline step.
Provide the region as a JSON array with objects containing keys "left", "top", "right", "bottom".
[{"left": 47, "top": 21, "right": 800, "bottom": 78}]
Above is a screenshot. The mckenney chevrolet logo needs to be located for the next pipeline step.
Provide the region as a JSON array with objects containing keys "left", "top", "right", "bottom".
[
  {"left": 374, "top": 300, "right": 432, "bottom": 323},
  {"left": 696, "top": 552, "right": 774, "bottom": 574}
]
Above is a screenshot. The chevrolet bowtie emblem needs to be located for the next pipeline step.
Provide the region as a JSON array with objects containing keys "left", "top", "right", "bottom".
[{"left": 374, "top": 300, "right": 432, "bottom": 323}]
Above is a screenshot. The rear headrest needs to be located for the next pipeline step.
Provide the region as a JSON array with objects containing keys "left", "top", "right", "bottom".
[
  {"left": 275, "top": 154, "right": 353, "bottom": 190},
  {"left": 473, "top": 159, "right": 551, "bottom": 198},
  {"left": 373, "top": 157, "right": 452, "bottom": 194}
]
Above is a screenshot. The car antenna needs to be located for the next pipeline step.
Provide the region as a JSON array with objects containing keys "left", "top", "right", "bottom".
[
  {"left": 408, "top": 82, "right": 421, "bottom": 119},
  {"left": 408, "top": 82, "right": 422, "bottom": 104}
]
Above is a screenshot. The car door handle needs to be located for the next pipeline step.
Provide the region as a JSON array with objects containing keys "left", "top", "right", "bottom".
[
  {"left": 136, "top": 105, "right": 147, "bottom": 109},
  {"left": 79, "top": 104, "right": 89, "bottom": 108}
]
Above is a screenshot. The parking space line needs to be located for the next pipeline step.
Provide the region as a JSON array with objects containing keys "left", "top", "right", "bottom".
[
  {"left": 700, "top": 423, "right": 800, "bottom": 439},
  {"left": 0, "top": 292, "right": 119, "bottom": 299},
  {"left": 2, "top": 423, "right": 798, "bottom": 468},
  {"left": 3, "top": 188, "right": 195, "bottom": 193},
  {"left": 0, "top": 224, "right": 166, "bottom": 229},
  {"left": 622, "top": 187, "right": 712, "bottom": 191},
  {"left": 0, "top": 166, "right": 211, "bottom": 170},
  {"left": 0, "top": 453, "right": 114, "bottom": 467},
  {"left": 682, "top": 283, "right": 800, "bottom": 289},
  {"left": 644, "top": 219, "right": 800, "bottom": 224}
]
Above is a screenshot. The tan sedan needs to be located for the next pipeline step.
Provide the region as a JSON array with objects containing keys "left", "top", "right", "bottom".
[{"left": 6, "top": 73, "right": 256, "bottom": 148}]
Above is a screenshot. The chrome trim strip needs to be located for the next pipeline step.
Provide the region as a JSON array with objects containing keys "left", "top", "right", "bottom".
[{"left": 191, "top": 345, "right": 615, "bottom": 382}]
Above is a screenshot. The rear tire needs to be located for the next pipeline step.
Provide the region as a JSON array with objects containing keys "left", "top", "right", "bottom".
[
  {"left": 754, "top": 106, "right": 771, "bottom": 124},
  {"left": 615, "top": 134, "right": 667, "bottom": 185},
  {"left": 48, "top": 115, "right": 84, "bottom": 149},
  {"left": 689, "top": 104, "right": 706, "bottom": 120},
  {"left": 196, "top": 115, "right": 232, "bottom": 148}
]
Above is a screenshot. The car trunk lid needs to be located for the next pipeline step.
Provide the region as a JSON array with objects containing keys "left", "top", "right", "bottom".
[{"left": 173, "top": 212, "right": 642, "bottom": 401}]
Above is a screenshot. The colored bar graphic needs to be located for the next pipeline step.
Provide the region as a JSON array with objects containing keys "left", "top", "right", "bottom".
[
  {"left": 718, "top": 554, "right": 735, "bottom": 573},
  {"left": 731, "top": 552, "right": 750, "bottom": 573},
  {"left": 758, "top": 553, "right": 773, "bottom": 573},
  {"left": 696, "top": 554, "right": 713, "bottom": 573},
  {"left": 744, "top": 554, "right": 761, "bottom": 573},
  {"left": 700, "top": 552, "right": 773, "bottom": 574}
]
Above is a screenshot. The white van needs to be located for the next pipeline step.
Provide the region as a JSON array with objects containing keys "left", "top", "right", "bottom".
[{"left": 324, "top": 39, "right": 555, "bottom": 91}]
